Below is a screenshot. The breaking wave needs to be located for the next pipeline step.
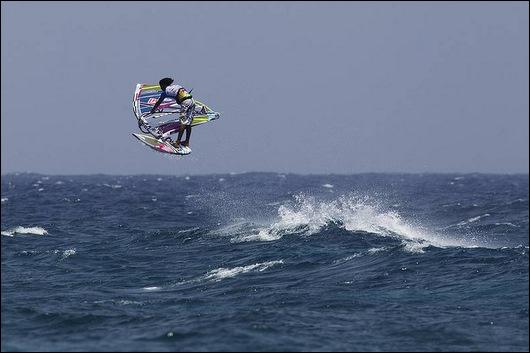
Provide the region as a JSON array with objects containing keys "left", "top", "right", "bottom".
[
  {"left": 1, "top": 226, "right": 48, "bottom": 237},
  {"left": 220, "top": 194, "right": 487, "bottom": 252}
]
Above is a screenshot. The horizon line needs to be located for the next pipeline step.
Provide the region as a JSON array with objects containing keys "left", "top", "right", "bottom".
[{"left": 1, "top": 171, "right": 529, "bottom": 177}]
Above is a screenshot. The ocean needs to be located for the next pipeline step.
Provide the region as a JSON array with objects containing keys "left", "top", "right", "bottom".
[{"left": 1, "top": 173, "right": 528, "bottom": 351}]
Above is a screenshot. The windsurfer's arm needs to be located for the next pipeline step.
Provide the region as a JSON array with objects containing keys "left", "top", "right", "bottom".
[{"left": 150, "top": 93, "right": 166, "bottom": 114}]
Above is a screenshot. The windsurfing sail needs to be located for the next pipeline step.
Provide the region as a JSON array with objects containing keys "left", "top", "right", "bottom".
[{"left": 132, "top": 83, "right": 220, "bottom": 141}]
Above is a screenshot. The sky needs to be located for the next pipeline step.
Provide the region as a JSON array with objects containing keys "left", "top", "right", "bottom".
[{"left": 1, "top": 1, "right": 528, "bottom": 175}]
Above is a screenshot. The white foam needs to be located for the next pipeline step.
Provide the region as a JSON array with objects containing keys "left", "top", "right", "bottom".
[
  {"left": 468, "top": 214, "right": 490, "bottom": 223},
  {"left": 227, "top": 193, "right": 478, "bottom": 250},
  {"left": 49, "top": 249, "right": 75, "bottom": 259},
  {"left": 457, "top": 213, "right": 490, "bottom": 226},
  {"left": 143, "top": 286, "right": 161, "bottom": 291},
  {"left": 334, "top": 247, "right": 388, "bottom": 263},
  {"left": 51, "top": 249, "right": 76, "bottom": 258},
  {"left": 1, "top": 198, "right": 7, "bottom": 203},
  {"left": 367, "top": 247, "right": 386, "bottom": 254},
  {"left": 1, "top": 226, "right": 48, "bottom": 237},
  {"left": 333, "top": 253, "right": 363, "bottom": 264},
  {"left": 204, "top": 260, "right": 283, "bottom": 282},
  {"left": 119, "top": 300, "right": 142, "bottom": 305},
  {"left": 403, "top": 241, "right": 430, "bottom": 254},
  {"left": 144, "top": 260, "right": 284, "bottom": 291},
  {"left": 507, "top": 198, "right": 526, "bottom": 205},
  {"left": 322, "top": 184, "right": 334, "bottom": 188},
  {"left": 495, "top": 222, "right": 518, "bottom": 227},
  {"left": 62, "top": 249, "right": 76, "bottom": 258},
  {"left": 95, "top": 299, "right": 143, "bottom": 305},
  {"left": 178, "top": 227, "right": 200, "bottom": 233},
  {"left": 235, "top": 228, "right": 283, "bottom": 242}
]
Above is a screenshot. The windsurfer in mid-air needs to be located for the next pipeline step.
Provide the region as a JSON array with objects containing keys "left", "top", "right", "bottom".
[{"left": 150, "top": 77, "right": 206, "bottom": 150}]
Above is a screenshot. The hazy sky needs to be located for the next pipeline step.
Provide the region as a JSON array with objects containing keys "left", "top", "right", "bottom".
[{"left": 1, "top": 1, "right": 528, "bottom": 175}]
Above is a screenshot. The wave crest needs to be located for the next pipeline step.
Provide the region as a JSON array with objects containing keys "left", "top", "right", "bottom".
[{"left": 227, "top": 194, "right": 482, "bottom": 251}]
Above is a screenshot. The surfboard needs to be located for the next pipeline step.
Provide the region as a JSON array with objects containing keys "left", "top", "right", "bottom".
[{"left": 132, "top": 133, "right": 191, "bottom": 155}]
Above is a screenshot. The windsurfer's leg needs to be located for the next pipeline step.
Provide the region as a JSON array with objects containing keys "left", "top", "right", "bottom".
[
  {"left": 183, "top": 126, "right": 192, "bottom": 146},
  {"left": 174, "top": 125, "right": 185, "bottom": 147}
]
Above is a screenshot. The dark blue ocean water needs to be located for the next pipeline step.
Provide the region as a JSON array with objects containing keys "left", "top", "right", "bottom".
[{"left": 1, "top": 173, "right": 528, "bottom": 352}]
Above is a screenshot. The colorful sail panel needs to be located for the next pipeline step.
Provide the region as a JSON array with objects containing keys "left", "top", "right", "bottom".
[{"left": 133, "top": 84, "right": 181, "bottom": 120}]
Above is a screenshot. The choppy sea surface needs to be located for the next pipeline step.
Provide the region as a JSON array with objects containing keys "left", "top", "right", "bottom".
[{"left": 1, "top": 173, "right": 528, "bottom": 352}]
